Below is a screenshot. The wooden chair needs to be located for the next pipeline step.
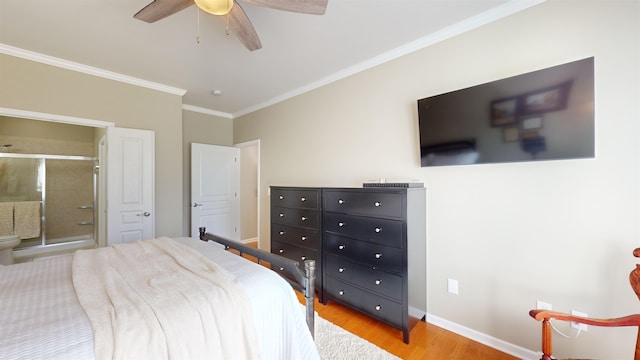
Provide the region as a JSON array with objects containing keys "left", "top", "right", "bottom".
[{"left": 529, "top": 248, "right": 640, "bottom": 360}]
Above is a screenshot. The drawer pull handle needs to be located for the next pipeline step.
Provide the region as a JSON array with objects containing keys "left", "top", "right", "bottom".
[
  {"left": 338, "top": 290, "right": 345, "bottom": 296},
  {"left": 279, "top": 249, "right": 285, "bottom": 254},
  {"left": 338, "top": 199, "right": 344, "bottom": 204},
  {"left": 301, "top": 236, "right": 307, "bottom": 241},
  {"left": 301, "top": 216, "right": 307, "bottom": 221},
  {"left": 338, "top": 245, "right": 345, "bottom": 250},
  {"left": 279, "top": 195, "right": 284, "bottom": 200},
  {"left": 301, "top": 197, "right": 306, "bottom": 202},
  {"left": 374, "top": 201, "right": 381, "bottom": 207},
  {"left": 375, "top": 280, "right": 382, "bottom": 285},
  {"left": 301, "top": 256, "right": 306, "bottom": 261},
  {"left": 338, "top": 267, "right": 345, "bottom": 273},
  {"left": 375, "top": 253, "right": 382, "bottom": 259},
  {"left": 374, "top": 227, "right": 381, "bottom": 233},
  {"left": 338, "top": 222, "right": 345, "bottom": 227},
  {"left": 279, "top": 231, "right": 285, "bottom": 235},
  {"left": 375, "top": 305, "right": 382, "bottom": 311},
  {"left": 279, "top": 213, "right": 284, "bottom": 217}
]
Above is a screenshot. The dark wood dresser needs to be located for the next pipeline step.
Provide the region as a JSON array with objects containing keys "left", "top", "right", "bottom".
[
  {"left": 270, "top": 185, "right": 425, "bottom": 343},
  {"left": 322, "top": 187, "right": 426, "bottom": 343},
  {"left": 270, "top": 187, "right": 323, "bottom": 301}
]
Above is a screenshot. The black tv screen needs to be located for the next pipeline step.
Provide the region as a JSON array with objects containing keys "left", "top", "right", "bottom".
[{"left": 417, "top": 57, "right": 594, "bottom": 167}]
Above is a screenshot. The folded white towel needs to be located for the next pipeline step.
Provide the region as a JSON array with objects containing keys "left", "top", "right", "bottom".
[{"left": 13, "top": 201, "right": 41, "bottom": 239}]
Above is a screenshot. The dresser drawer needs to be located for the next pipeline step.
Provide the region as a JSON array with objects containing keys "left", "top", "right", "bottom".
[
  {"left": 324, "top": 234, "right": 402, "bottom": 273},
  {"left": 324, "top": 190, "right": 403, "bottom": 218},
  {"left": 325, "top": 276, "right": 403, "bottom": 327},
  {"left": 271, "top": 240, "right": 320, "bottom": 264},
  {"left": 325, "top": 253, "right": 402, "bottom": 301},
  {"left": 271, "top": 188, "right": 319, "bottom": 210},
  {"left": 324, "top": 212, "right": 403, "bottom": 247},
  {"left": 271, "top": 207, "right": 319, "bottom": 229},
  {"left": 271, "top": 223, "right": 320, "bottom": 250},
  {"left": 271, "top": 240, "right": 322, "bottom": 301}
]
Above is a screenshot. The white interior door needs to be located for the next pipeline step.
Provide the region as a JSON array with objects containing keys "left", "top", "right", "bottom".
[
  {"left": 106, "top": 127, "right": 154, "bottom": 245},
  {"left": 191, "top": 143, "right": 240, "bottom": 241}
]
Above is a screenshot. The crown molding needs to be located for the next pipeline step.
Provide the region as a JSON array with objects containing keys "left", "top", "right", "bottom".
[
  {"left": 0, "top": 43, "right": 187, "bottom": 96},
  {"left": 0, "top": 107, "right": 115, "bottom": 128},
  {"left": 182, "top": 104, "right": 233, "bottom": 119}
]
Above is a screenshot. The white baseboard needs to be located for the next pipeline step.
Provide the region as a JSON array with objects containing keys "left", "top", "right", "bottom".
[
  {"left": 426, "top": 313, "right": 539, "bottom": 360},
  {"left": 409, "top": 306, "right": 426, "bottom": 320},
  {"left": 240, "top": 237, "right": 258, "bottom": 245}
]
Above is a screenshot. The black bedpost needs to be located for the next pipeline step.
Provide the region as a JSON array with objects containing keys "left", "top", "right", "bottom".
[{"left": 304, "top": 259, "right": 316, "bottom": 339}]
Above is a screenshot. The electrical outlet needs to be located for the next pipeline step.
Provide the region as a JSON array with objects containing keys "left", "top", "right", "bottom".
[
  {"left": 536, "top": 300, "right": 552, "bottom": 310},
  {"left": 570, "top": 310, "right": 588, "bottom": 331},
  {"left": 447, "top": 278, "right": 459, "bottom": 295}
]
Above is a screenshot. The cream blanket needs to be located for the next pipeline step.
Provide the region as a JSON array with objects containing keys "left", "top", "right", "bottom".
[{"left": 72, "top": 237, "right": 260, "bottom": 360}]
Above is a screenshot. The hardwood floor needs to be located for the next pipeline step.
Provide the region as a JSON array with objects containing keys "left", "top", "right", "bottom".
[
  {"left": 241, "top": 242, "right": 517, "bottom": 359},
  {"left": 296, "top": 292, "right": 517, "bottom": 360}
]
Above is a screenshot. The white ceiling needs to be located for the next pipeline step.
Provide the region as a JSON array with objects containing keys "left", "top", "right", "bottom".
[{"left": 0, "top": 0, "right": 541, "bottom": 118}]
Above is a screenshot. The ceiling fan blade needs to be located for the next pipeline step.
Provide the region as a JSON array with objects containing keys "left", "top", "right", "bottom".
[
  {"left": 228, "top": 2, "right": 262, "bottom": 51},
  {"left": 242, "top": 0, "right": 328, "bottom": 15},
  {"left": 134, "top": 0, "right": 194, "bottom": 23}
]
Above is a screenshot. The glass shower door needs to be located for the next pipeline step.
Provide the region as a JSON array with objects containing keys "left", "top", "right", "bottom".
[
  {"left": 44, "top": 159, "right": 95, "bottom": 245},
  {"left": 0, "top": 154, "right": 97, "bottom": 249}
]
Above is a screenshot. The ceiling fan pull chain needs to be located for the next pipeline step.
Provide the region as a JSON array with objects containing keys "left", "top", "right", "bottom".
[
  {"left": 196, "top": 7, "right": 201, "bottom": 44},
  {"left": 225, "top": 0, "right": 231, "bottom": 34}
]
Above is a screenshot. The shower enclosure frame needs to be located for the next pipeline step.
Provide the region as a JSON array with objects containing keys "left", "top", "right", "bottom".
[{"left": 0, "top": 152, "right": 98, "bottom": 250}]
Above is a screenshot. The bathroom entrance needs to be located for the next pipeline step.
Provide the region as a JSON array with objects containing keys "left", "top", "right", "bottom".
[{"left": 0, "top": 116, "right": 100, "bottom": 256}]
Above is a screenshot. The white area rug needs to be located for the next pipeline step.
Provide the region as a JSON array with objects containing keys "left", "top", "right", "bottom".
[{"left": 315, "top": 315, "right": 401, "bottom": 360}]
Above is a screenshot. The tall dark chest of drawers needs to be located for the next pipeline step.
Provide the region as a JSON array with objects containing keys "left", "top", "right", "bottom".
[
  {"left": 270, "top": 186, "right": 426, "bottom": 343},
  {"left": 270, "top": 187, "right": 323, "bottom": 301},
  {"left": 322, "top": 187, "right": 426, "bottom": 343}
]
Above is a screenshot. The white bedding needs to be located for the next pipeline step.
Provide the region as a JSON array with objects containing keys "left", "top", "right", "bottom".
[{"left": 0, "top": 237, "right": 319, "bottom": 360}]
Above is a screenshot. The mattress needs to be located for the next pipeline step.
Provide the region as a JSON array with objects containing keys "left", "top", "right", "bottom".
[{"left": 0, "top": 237, "right": 319, "bottom": 360}]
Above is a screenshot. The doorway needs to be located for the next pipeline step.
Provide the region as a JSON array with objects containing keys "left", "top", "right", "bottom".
[
  {"left": 189, "top": 140, "right": 260, "bottom": 244},
  {"left": 237, "top": 140, "right": 260, "bottom": 244},
  {"left": 0, "top": 107, "right": 114, "bottom": 258}
]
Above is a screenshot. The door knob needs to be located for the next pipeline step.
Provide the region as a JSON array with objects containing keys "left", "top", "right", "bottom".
[
  {"left": 193, "top": 202, "right": 203, "bottom": 207},
  {"left": 138, "top": 212, "right": 151, "bottom": 217}
]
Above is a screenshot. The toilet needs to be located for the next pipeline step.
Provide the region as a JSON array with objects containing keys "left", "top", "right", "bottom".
[{"left": 0, "top": 235, "right": 21, "bottom": 265}]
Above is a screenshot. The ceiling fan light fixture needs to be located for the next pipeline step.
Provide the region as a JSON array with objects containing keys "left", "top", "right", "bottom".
[{"left": 194, "top": 0, "right": 234, "bottom": 16}]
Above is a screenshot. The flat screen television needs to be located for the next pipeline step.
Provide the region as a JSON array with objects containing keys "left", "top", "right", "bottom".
[{"left": 417, "top": 57, "right": 594, "bottom": 167}]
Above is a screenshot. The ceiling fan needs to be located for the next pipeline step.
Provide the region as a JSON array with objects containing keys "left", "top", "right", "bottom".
[{"left": 134, "top": 0, "right": 328, "bottom": 51}]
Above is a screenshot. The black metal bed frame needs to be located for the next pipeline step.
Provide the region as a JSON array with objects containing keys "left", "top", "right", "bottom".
[{"left": 198, "top": 227, "right": 316, "bottom": 338}]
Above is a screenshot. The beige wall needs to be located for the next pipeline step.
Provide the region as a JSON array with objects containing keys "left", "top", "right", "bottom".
[
  {"left": 0, "top": 116, "right": 96, "bottom": 155},
  {"left": 0, "top": 54, "right": 184, "bottom": 238},
  {"left": 181, "top": 110, "right": 234, "bottom": 236},
  {"left": 239, "top": 142, "right": 258, "bottom": 240},
  {"left": 234, "top": 1, "right": 640, "bottom": 358}
]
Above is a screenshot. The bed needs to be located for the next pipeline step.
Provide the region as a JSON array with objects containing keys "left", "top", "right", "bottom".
[{"left": 0, "top": 230, "right": 319, "bottom": 360}]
